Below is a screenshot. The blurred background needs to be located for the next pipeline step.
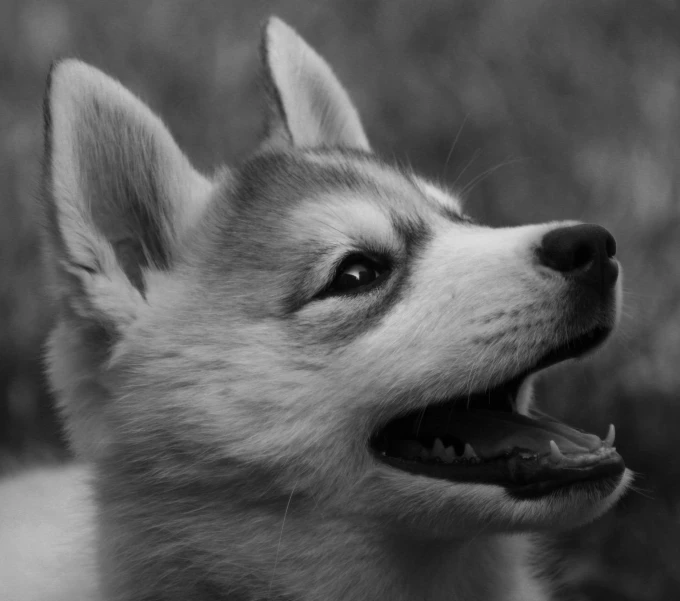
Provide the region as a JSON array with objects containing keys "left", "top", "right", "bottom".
[{"left": 1, "top": 0, "right": 680, "bottom": 598}]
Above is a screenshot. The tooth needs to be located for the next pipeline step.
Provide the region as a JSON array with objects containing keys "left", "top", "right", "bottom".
[
  {"left": 463, "top": 443, "right": 477, "bottom": 459},
  {"left": 433, "top": 438, "right": 445, "bottom": 457},
  {"left": 444, "top": 446, "right": 455, "bottom": 463},
  {"left": 420, "top": 447, "right": 430, "bottom": 461},
  {"left": 549, "top": 440, "right": 563, "bottom": 461},
  {"left": 605, "top": 424, "right": 615, "bottom": 446}
]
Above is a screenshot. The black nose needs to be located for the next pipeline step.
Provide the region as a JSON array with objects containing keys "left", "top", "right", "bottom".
[{"left": 538, "top": 224, "right": 618, "bottom": 295}]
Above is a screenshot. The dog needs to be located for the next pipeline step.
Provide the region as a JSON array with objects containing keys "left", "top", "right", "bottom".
[{"left": 0, "top": 16, "right": 631, "bottom": 601}]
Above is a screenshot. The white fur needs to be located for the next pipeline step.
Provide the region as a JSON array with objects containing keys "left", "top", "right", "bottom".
[
  {"left": 416, "top": 178, "right": 465, "bottom": 215},
  {"left": 0, "top": 466, "right": 97, "bottom": 601}
]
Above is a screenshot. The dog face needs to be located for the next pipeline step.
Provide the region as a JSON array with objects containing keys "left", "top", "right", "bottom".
[{"left": 43, "top": 18, "right": 629, "bottom": 542}]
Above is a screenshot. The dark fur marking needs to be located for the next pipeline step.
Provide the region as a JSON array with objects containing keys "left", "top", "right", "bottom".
[
  {"left": 293, "top": 224, "right": 432, "bottom": 347},
  {"left": 212, "top": 151, "right": 437, "bottom": 346}
]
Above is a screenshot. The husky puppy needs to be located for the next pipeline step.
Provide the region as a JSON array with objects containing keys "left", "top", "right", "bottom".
[{"left": 0, "top": 17, "right": 630, "bottom": 601}]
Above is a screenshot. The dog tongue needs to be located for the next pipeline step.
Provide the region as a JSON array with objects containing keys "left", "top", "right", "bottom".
[{"left": 445, "top": 410, "right": 603, "bottom": 459}]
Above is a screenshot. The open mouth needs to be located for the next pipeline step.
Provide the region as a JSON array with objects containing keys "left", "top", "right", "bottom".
[{"left": 370, "top": 326, "right": 625, "bottom": 498}]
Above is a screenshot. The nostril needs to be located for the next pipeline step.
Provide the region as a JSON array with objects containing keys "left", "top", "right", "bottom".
[
  {"left": 605, "top": 233, "right": 616, "bottom": 259},
  {"left": 572, "top": 242, "right": 595, "bottom": 271}
]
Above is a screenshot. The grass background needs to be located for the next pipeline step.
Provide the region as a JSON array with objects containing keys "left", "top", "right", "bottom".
[{"left": 2, "top": 1, "right": 680, "bottom": 598}]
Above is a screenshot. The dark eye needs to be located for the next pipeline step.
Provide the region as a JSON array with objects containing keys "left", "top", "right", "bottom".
[{"left": 326, "top": 254, "right": 387, "bottom": 295}]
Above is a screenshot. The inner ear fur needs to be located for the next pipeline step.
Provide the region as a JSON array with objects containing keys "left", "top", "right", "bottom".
[
  {"left": 43, "top": 59, "right": 211, "bottom": 327},
  {"left": 41, "top": 60, "right": 212, "bottom": 458}
]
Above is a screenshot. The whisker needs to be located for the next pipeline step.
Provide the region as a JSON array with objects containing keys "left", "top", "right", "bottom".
[
  {"left": 415, "top": 407, "right": 428, "bottom": 438},
  {"left": 442, "top": 113, "right": 470, "bottom": 177},
  {"left": 459, "top": 157, "right": 527, "bottom": 198},
  {"left": 267, "top": 483, "right": 297, "bottom": 599},
  {"left": 451, "top": 148, "right": 482, "bottom": 189}
]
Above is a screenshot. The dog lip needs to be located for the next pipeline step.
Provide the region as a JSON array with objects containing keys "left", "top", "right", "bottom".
[
  {"left": 372, "top": 443, "right": 625, "bottom": 496},
  {"left": 504, "top": 446, "right": 626, "bottom": 498}
]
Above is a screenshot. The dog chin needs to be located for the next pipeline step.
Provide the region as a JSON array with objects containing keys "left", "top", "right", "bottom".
[{"left": 356, "top": 463, "right": 632, "bottom": 538}]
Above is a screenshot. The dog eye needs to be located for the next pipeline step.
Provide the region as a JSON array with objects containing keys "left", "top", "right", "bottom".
[{"left": 327, "top": 254, "right": 387, "bottom": 295}]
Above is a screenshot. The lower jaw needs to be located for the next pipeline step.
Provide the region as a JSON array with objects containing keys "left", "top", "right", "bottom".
[
  {"left": 369, "top": 325, "right": 624, "bottom": 499},
  {"left": 376, "top": 446, "right": 625, "bottom": 499}
]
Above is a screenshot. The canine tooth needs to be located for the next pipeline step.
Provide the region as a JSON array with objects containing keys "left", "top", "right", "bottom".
[
  {"left": 463, "top": 443, "right": 477, "bottom": 459},
  {"left": 433, "top": 438, "right": 445, "bottom": 457},
  {"left": 549, "top": 440, "right": 563, "bottom": 461},
  {"left": 604, "top": 424, "right": 616, "bottom": 446}
]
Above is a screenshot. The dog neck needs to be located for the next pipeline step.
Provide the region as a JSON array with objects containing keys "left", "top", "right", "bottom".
[{"left": 94, "top": 466, "right": 547, "bottom": 601}]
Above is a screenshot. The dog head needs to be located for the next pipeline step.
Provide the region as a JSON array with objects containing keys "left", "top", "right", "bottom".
[{"left": 42, "top": 17, "right": 629, "bottom": 540}]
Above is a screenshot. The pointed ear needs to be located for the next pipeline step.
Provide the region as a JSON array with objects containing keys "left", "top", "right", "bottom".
[
  {"left": 42, "top": 60, "right": 211, "bottom": 330},
  {"left": 261, "top": 17, "right": 370, "bottom": 151},
  {"left": 42, "top": 61, "right": 213, "bottom": 459}
]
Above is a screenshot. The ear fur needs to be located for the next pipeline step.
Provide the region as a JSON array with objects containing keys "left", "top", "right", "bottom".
[
  {"left": 261, "top": 17, "right": 371, "bottom": 151},
  {"left": 42, "top": 60, "right": 212, "bottom": 458},
  {"left": 43, "top": 60, "right": 211, "bottom": 329}
]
